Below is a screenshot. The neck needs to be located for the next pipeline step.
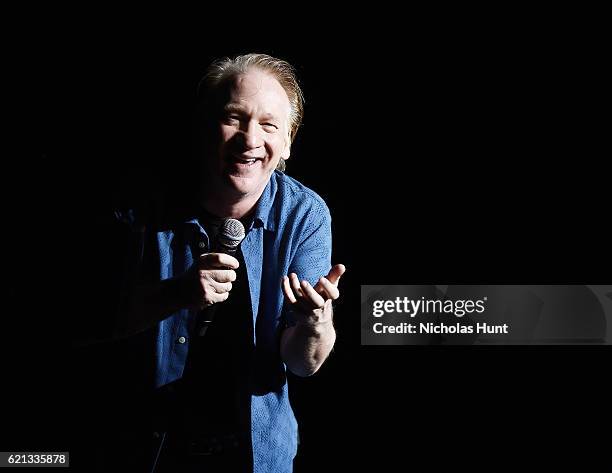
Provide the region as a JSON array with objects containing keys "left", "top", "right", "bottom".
[
  {"left": 200, "top": 185, "right": 262, "bottom": 221},
  {"left": 202, "top": 196, "right": 256, "bottom": 220}
]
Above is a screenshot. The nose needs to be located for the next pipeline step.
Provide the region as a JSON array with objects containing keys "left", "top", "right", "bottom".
[{"left": 238, "top": 121, "right": 263, "bottom": 150}]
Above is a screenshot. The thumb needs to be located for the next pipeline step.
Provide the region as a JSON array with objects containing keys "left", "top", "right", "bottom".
[{"left": 327, "top": 264, "right": 346, "bottom": 286}]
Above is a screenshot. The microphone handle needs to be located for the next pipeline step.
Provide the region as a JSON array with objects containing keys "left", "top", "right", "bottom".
[
  {"left": 196, "top": 245, "right": 237, "bottom": 337},
  {"left": 196, "top": 306, "right": 216, "bottom": 337}
]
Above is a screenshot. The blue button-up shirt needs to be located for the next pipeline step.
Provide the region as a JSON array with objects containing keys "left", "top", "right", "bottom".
[{"left": 132, "top": 170, "right": 332, "bottom": 472}]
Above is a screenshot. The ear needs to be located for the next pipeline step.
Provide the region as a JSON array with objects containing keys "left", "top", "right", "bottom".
[{"left": 281, "top": 135, "right": 291, "bottom": 160}]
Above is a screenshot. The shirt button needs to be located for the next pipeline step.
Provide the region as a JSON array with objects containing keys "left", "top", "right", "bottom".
[
  {"left": 177, "top": 336, "right": 187, "bottom": 344},
  {"left": 198, "top": 241, "right": 207, "bottom": 249}
]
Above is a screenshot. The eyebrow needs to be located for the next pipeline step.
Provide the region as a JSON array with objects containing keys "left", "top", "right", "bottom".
[
  {"left": 223, "top": 104, "right": 244, "bottom": 114},
  {"left": 223, "top": 104, "right": 279, "bottom": 121}
]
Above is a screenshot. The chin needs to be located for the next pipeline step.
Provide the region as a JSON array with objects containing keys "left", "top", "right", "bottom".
[{"left": 223, "top": 174, "right": 259, "bottom": 196}]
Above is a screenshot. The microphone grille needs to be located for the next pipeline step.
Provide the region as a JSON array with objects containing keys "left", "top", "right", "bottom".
[{"left": 217, "top": 218, "right": 245, "bottom": 252}]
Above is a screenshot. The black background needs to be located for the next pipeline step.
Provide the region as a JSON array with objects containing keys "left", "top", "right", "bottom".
[{"left": 7, "top": 11, "right": 610, "bottom": 472}]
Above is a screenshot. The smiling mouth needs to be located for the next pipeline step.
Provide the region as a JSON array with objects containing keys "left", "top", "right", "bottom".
[{"left": 229, "top": 155, "right": 263, "bottom": 166}]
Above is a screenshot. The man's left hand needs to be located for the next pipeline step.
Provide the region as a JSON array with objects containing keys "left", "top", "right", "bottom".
[{"left": 282, "top": 264, "right": 346, "bottom": 328}]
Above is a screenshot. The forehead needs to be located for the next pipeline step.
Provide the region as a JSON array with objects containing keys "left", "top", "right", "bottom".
[{"left": 224, "top": 69, "right": 291, "bottom": 117}]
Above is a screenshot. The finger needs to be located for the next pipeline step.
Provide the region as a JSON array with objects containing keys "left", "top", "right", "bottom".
[
  {"left": 300, "top": 280, "right": 326, "bottom": 309},
  {"left": 315, "top": 277, "right": 340, "bottom": 300},
  {"left": 289, "top": 273, "right": 304, "bottom": 298},
  {"left": 203, "top": 269, "right": 237, "bottom": 283},
  {"left": 323, "top": 298, "right": 333, "bottom": 312},
  {"left": 282, "top": 276, "right": 297, "bottom": 303},
  {"left": 213, "top": 291, "right": 230, "bottom": 303},
  {"left": 326, "top": 264, "right": 346, "bottom": 286},
  {"left": 203, "top": 289, "right": 230, "bottom": 306},
  {"left": 210, "top": 280, "right": 232, "bottom": 294},
  {"left": 198, "top": 253, "right": 240, "bottom": 270}
]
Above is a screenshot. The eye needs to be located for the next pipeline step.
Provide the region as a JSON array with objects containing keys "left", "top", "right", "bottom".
[
  {"left": 223, "top": 114, "right": 241, "bottom": 125},
  {"left": 262, "top": 122, "right": 278, "bottom": 132}
]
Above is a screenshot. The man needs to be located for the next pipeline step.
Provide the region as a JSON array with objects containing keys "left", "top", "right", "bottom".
[{"left": 110, "top": 53, "right": 345, "bottom": 472}]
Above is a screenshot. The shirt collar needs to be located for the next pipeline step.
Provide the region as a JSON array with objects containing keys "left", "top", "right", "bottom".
[{"left": 251, "top": 171, "right": 279, "bottom": 231}]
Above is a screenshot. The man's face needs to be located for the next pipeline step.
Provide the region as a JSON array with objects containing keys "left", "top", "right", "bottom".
[{"left": 204, "top": 68, "right": 291, "bottom": 199}]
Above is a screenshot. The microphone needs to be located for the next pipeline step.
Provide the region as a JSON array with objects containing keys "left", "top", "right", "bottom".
[
  {"left": 196, "top": 218, "right": 245, "bottom": 336},
  {"left": 213, "top": 217, "right": 245, "bottom": 256}
]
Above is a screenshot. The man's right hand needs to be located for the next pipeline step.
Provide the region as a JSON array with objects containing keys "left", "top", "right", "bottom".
[
  {"left": 183, "top": 253, "right": 239, "bottom": 310},
  {"left": 115, "top": 253, "right": 238, "bottom": 339}
]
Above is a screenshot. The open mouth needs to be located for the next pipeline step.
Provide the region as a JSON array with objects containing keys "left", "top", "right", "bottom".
[{"left": 229, "top": 155, "right": 263, "bottom": 167}]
